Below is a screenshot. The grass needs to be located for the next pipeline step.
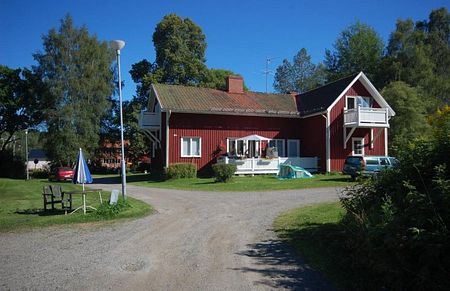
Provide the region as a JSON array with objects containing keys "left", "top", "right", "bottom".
[
  {"left": 274, "top": 202, "right": 351, "bottom": 289},
  {"left": 0, "top": 178, "right": 152, "bottom": 232},
  {"left": 107, "top": 172, "right": 354, "bottom": 192}
]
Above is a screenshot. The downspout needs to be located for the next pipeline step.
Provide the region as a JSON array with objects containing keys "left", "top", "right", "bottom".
[
  {"left": 321, "top": 112, "right": 331, "bottom": 173},
  {"left": 165, "top": 110, "right": 171, "bottom": 170}
]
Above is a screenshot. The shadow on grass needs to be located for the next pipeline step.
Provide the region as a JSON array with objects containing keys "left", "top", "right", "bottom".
[
  {"left": 319, "top": 176, "right": 354, "bottom": 182},
  {"left": 15, "top": 208, "right": 68, "bottom": 216},
  {"left": 232, "top": 238, "right": 335, "bottom": 290}
]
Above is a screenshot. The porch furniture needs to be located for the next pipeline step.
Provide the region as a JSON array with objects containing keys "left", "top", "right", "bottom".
[
  {"left": 66, "top": 189, "right": 103, "bottom": 215},
  {"left": 42, "top": 185, "right": 72, "bottom": 213}
]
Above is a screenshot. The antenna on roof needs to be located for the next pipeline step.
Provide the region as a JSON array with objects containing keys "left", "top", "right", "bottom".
[{"left": 262, "top": 57, "right": 276, "bottom": 93}]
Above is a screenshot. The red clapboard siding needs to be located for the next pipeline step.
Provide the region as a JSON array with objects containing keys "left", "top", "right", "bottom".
[
  {"left": 329, "top": 80, "right": 386, "bottom": 172},
  {"left": 168, "top": 113, "right": 302, "bottom": 172},
  {"left": 298, "top": 115, "right": 326, "bottom": 172}
]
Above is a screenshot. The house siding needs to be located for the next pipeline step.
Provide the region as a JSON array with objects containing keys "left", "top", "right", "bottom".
[
  {"left": 168, "top": 113, "right": 301, "bottom": 173},
  {"left": 329, "top": 80, "right": 386, "bottom": 171},
  {"left": 298, "top": 115, "right": 327, "bottom": 172}
]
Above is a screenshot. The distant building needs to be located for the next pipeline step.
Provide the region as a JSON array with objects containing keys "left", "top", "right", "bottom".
[
  {"left": 28, "top": 149, "right": 50, "bottom": 170},
  {"left": 95, "top": 140, "right": 130, "bottom": 169}
]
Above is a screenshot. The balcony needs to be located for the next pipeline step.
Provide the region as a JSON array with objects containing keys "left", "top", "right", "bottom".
[
  {"left": 138, "top": 111, "right": 161, "bottom": 131},
  {"left": 344, "top": 107, "right": 389, "bottom": 128}
]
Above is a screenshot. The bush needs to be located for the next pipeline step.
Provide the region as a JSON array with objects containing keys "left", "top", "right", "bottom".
[
  {"left": 30, "top": 169, "right": 49, "bottom": 179},
  {"left": 166, "top": 163, "right": 197, "bottom": 179},
  {"left": 339, "top": 134, "right": 450, "bottom": 290},
  {"left": 212, "top": 163, "right": 237, "bottom": 182},
  {"left": 96, "top": 198, "right": 130, "bottom": 218}
]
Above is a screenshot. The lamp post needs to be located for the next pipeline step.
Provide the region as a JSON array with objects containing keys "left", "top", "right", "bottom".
[
  {"left": 25, "top": 129, "right": 29, "bottom": 180},
  {"left": 111, "top": 40, "right": 127, "bottom": 200}
]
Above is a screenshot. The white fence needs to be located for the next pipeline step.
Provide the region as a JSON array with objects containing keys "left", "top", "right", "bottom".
[
  {"left": 216, "top": 156, "right": 319, "bottom": 175},
  {"left": 138, "top": 111, "right": 161, "bottom": 130}
]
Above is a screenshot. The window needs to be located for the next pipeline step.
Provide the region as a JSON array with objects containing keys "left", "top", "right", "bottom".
[
  {"left": 287, "top": 139, "right": 300, "bottom": 157},
  {"left": 227, "top": 139, "right": 246, "bottom": 156},
  {"left": 352, "top": 137, "right": 364, "bottom": 156},
  {"left": 181, "top": 137, "right": 201, "bottom": 157},
  {"left": 269, "top": 139, "right": 285, "bottom": 157},
  {"left": 346, "top": 96, "right": 372, "bottom": 109}
]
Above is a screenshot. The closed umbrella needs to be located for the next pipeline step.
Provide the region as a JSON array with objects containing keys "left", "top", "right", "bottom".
[
  {"left": 71, "top": 148, "right": 94, "bottom": 214},
  {"left": 72, "top": 148, "right": 93, "bottom": 191}
]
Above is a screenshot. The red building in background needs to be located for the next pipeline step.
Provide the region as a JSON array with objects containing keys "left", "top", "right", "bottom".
[{"left": 139, "top": 72, "right": 395, "bottom": 174}]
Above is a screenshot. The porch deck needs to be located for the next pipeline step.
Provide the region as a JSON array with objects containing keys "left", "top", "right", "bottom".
[
  {"left": 344, "top": 107, "right": 389, "bottom": 128},
  {"left": 216, "top": 156, "right": 319, "bottom": 175}
]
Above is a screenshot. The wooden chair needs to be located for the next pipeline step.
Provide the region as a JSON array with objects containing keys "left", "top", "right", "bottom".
[
  {"left": 50, "top": 185, "right": 72, "bottom": 213},
  {"left": 42, "top": 186, "right": 56, "bottom": 211}
]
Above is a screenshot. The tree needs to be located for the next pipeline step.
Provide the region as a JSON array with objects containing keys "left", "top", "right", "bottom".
[
  {"left": 152, "top": 13, "right": 209, "bottom": 85},
  {"left": 0, "top": 65, "right": 48, "bottom": 153},
  {"left": 201, "top": 68, "right": 247, "bottom": 91},
  {"left": 273, "top": 48, "right": 326, "bottom": 93},
  {"left": 33, "top": 15, "right": 114, "bottom": 165},
  {"left": 381, "top": 81, "right": 430, "bottom": 153},
  {"left": 325, "top": 21, "right": 384, "bottom": 81}
]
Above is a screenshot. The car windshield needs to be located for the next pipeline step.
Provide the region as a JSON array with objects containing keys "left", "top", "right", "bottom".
[{"left": 346, "top": 157, "right": 362, "bottom": 165}]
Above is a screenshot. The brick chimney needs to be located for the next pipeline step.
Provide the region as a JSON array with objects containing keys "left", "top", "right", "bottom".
[{"left": 226, "top": 75, "right": 244, "bottom": 94}]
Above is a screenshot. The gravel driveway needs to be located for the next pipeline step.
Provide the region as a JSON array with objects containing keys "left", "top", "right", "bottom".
[{"left": 1, "top": 182, "right": 340, "bottom": 290}]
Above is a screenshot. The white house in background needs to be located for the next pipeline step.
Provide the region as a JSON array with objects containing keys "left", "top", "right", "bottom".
[{"left": 27, "top": 149, "right": 50, "bottom": 170}]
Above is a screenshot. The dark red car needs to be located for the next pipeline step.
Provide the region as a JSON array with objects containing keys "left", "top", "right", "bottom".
[{"left": 49, "top": 167, "right": 75, "bottom": 181}]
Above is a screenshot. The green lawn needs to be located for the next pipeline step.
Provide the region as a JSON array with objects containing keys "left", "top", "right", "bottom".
[
  {"left": 110, "top": 173, "right": 354, "bottom": 191},
  {"left": 274, "top": 202, "right": 352, "bottom": 289},
  {"left": 0, "top": 178, "right": 152, "bottom": 232}
]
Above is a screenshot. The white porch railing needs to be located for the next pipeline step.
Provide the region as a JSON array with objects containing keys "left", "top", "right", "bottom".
[
  {"left": 138, "top": 111, "right": 161, "bottom": 130},
  {"left": 344, "top": 107, "right": 389, "bottom": 128},
  {"left": 216, "top": 156, "right": 319, "bottom": 175}
]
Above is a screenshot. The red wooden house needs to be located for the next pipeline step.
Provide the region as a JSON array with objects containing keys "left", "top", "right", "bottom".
[{"left": 139, "top": 72, "right": 395, "bottom": 174}]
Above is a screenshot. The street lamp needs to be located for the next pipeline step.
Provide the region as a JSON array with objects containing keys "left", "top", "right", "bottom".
[
  {"left": 25, "top": 129, "right": 29, "bottom": 180},
  {"left": 111, "top": 39, "right": 127, "bottom": 200}
]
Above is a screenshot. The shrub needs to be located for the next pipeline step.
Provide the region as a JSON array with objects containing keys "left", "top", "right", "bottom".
[
  {"left": 96, "top": 198, "right": 130, "bottom": 218},
  {"left": 166, "top": 163, "right": 197, "bottom": 179},
  {"left": 339, "top": 134, "right": 450, "bottom": 290},
  {"left": 212, "top": 163, "right": 237, "bottom": 182},
  {"left": 30, "top": 169, "right": 49, "bottom": 179}
]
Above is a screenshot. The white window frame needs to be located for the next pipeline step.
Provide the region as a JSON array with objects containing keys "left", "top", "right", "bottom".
[
  {"left": 181, "top": 137, "right": 201, "bottom": 157},
  {"left": 227, "top": 138, "right": 246, "bottom": 157},
  {"left": 269, "top": 139, "right": 285, "bottom": 157},
  {"left": 287, "top": 139, "right": 300, "bottom": 157},
  {"left": 352, "top": 137, "right": 364, "bottom": 156},
  {"left": 346, "top": 96, "right": 372, "bottom": 109}
]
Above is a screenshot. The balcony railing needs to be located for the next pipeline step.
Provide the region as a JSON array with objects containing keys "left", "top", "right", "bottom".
[
  {"left": 216, "top": 156, "right": 319, "bottom": 175},
  {"left": 344, "top": 107, "right": 389, "bottom": 128},
  {"left": 138, "top": 111, "right": 161, "bottom": 131}
]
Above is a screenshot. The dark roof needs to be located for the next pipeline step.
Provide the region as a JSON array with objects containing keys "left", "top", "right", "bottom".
[
  {"left": 28, "top": 149, "right": 48, "bottom": 160},
  {"left": 153, "top": 84, "right": 300, "bottom": 117},
  {"left": 296, "top": 74, "right": 359, "bottom": 115}
]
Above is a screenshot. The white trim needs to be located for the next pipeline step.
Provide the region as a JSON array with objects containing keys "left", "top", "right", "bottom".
[
  {"left": 180, "top": 137, "right": 202, "bottom": 157},
  {"left": 300, "top": 110, "right": 328, "bottom": 118},
  {"left": 326, "top": 72, "right": 395, "bottom": 117},
  {"left": 323, "top": 113, "right": 331, "bottom": 172},
  {"left": 352, "top": 137, "right": 365, "bottom": 156},
  {"left": 370, "top": 129, "right": 374, "bottom": 149},
  {"left": 151, "top": 84, "right": 164, "bottom": 111},
  {"left": 327, "top": 72, "right": 363, "bottom": 112},
  {"left": 384, "top": 128, "right": 388, "bottom": 156},
  {"left": 287, "top": 139, "right": 300, "bottom": 157},
  {"left": 345, "top": 96, "right": 356, "bottom": 109},
  {"left": 165, "top": 110, "right": 171, "bottom": 168}
]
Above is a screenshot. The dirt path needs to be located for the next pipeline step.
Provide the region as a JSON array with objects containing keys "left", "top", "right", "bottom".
[{"left": 0, "top": 183, "right": 340, "bottom": 290}]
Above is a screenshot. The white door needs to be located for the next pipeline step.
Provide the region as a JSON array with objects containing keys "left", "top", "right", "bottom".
[{"left": 287, "top": 139, "right": 300, "bottom": 157}]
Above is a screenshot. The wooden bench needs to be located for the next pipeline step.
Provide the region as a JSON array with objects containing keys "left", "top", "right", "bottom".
[{"left": 42, "top": 185, "right": 73, "bottom": 213}]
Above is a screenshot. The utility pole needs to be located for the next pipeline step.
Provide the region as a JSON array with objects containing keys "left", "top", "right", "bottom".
[{"left": 25, "top": 129, "right": 29, "bottom": 180}]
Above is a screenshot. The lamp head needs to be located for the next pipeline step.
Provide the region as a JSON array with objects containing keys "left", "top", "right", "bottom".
[{"left": 111, "top": 40, "right": 125, "bottom": 51}]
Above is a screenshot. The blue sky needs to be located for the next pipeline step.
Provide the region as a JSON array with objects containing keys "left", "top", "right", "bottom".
[{"left": 1, "top": 0, "right": 448, "bottom": 100}]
